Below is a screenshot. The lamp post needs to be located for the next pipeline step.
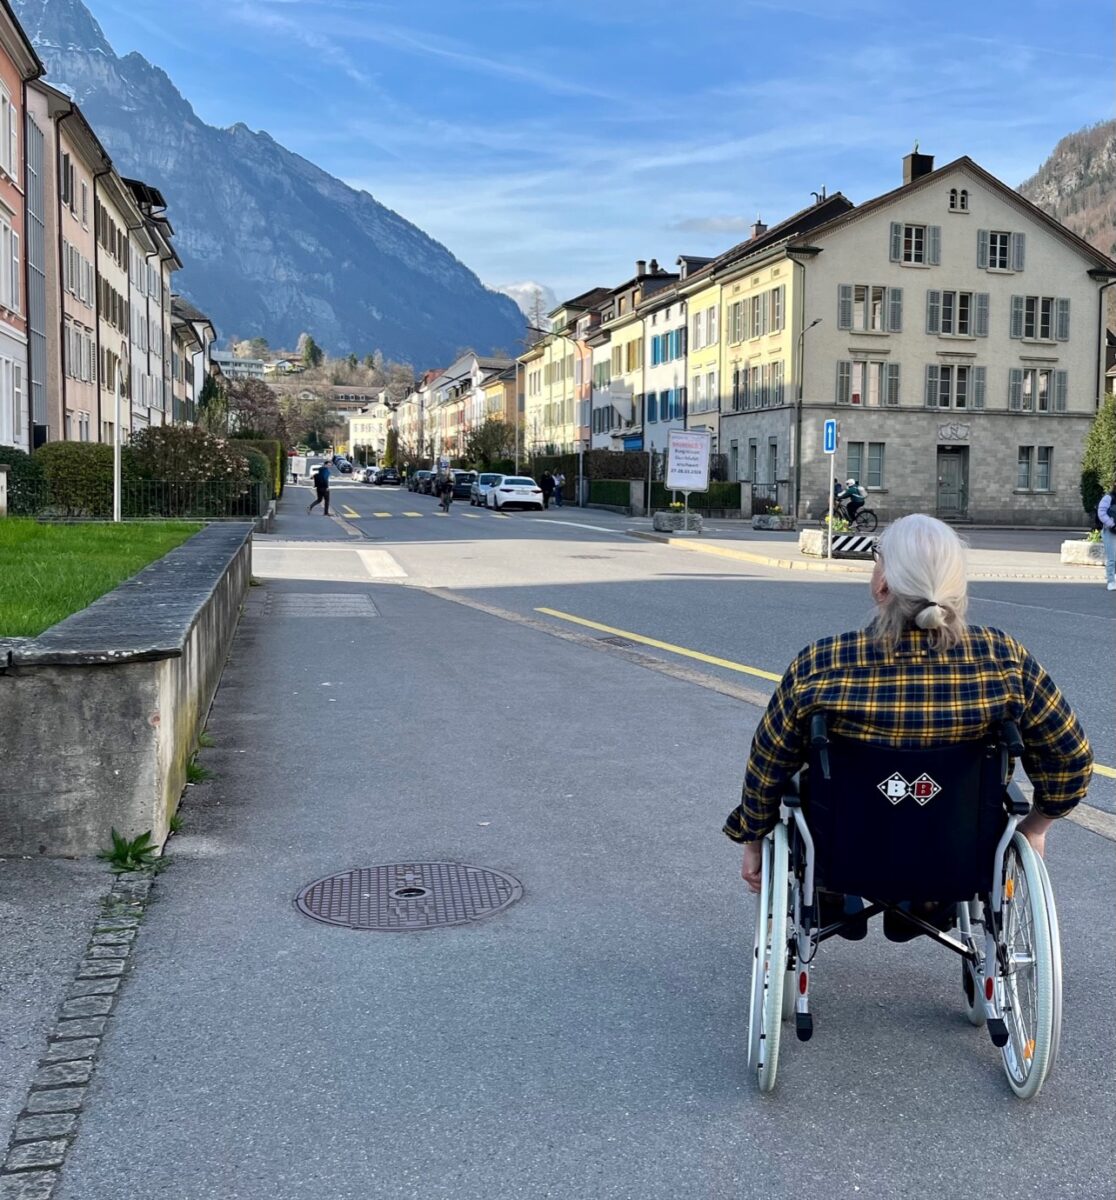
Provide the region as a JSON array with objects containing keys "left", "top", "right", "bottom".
[{"left": 792, "top": 317, "right": 822, "bottom": 518}]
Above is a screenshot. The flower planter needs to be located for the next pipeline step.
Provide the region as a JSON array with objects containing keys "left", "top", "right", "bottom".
[
  {"left": 652, "top": 510, "right": 704, "bottom": 534},
  {"left": 751, "top": 514, "right": 796, "bottom": 531},
  {"left": 1060, "top": 539, "right": 1104, "bottom": 567}
]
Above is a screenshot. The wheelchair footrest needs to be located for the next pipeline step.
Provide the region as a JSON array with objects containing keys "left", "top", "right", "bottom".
[
  {"left": 795, "top": 1013, "right": 814, "bottom": 1042},
  {"left": 987, "top": 1018, "right": 1009, "bottom": 1048}
]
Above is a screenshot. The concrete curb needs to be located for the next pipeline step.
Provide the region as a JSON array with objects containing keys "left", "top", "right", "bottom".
[{"left": 0, "top": 871, "right": 154, "bottom": 1199}]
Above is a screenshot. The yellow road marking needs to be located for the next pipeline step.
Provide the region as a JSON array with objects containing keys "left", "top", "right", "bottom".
[
  {"left": 341, "top": 505, "right": 360, "bottom": 518},
  {"left": 403, "top": 512, "right": 422, "bottom": 518},
  {"left": 535, "top": 608, "right": 783, "bottom": 682},
  {"left": 1094, "top": 764, "right": 1116, "bottom": 779},
  {"left": 374, "top": 512, "right": 391, "bottom": 518}
]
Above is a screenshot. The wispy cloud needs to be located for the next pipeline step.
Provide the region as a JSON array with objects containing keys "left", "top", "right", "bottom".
[{"left": 669, "top": 216, "right": 752, "bottom": 234}]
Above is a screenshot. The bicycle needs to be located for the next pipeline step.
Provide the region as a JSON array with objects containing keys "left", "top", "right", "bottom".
[{"left": 831, "top": 498, "right": 878, "bottom": 533}]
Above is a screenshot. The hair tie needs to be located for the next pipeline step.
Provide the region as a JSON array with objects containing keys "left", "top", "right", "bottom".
[{"left": 914, "top": 602, "right": 947, "bottom": 630}]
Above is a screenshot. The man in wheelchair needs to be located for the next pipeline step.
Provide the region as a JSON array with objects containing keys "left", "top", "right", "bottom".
[{"left": 724, "top": 514, "right": 1092, "bottom": 1097}]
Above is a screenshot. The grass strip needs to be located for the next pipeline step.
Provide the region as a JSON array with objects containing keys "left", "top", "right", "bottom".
[{"left": 0, "top": 520, "right": 202, "bottom": 636}]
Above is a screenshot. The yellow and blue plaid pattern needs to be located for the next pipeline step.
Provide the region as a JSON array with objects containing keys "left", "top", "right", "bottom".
[{"left": 724, "top": 625, "right": 1092, "bottom": 843}]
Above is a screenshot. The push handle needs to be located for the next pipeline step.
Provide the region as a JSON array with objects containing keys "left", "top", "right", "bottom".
[
  {"left": 810, "top": 714, "right": 830, "bottom": 781},
  {"left": 1000, "top": 720, "right": 1024, "bottom": 757}
]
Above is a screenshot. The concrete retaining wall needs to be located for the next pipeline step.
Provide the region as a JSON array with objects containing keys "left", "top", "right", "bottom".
[{"left": 0, "top": 524, "right": 252, "bottom": 856}]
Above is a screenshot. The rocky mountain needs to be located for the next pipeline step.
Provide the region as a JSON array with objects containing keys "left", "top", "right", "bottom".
[
  {"left": 12, "top": 0, "right": 526, "bottom": 365},
  {"left": 1019, "top": 118, "right": 1116, "bottom": 323}
]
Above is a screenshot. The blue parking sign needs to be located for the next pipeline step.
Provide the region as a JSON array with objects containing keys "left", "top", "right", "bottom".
[{"left": 823, "top": 419, "right": 837, "bottom": 455}]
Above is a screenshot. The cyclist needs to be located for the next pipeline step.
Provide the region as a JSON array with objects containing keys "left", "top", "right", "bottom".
[{"left": 835, "top": 477, "right": 867, "bottom": 522}]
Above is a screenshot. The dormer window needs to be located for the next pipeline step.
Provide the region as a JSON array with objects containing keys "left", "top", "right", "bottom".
[{"left": 948, "top": 188, "right": 969, "bottom": 212}]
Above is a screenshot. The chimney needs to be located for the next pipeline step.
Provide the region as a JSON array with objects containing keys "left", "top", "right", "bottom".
[
  {"left": 649, "top": 258, "right": 660, "bottom": 274},
  {"left": 636, "top": 259, "right": 646, "bottom": 276},
  {"left": 751, "top": 218, "right": 767, "bottom": 239},
  {"left": 903, "top": 149, "right": 934, "bottom": 184}
]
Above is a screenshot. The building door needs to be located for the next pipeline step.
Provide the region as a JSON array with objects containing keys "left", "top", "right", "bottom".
[{"left": 936, "top": 446, "right": 969, "bottom": 519}]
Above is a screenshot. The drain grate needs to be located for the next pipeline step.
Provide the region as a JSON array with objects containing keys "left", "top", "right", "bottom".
[
  {"left": 295, "top": 862, "right": 523, "bottom": 931},
  {"left": 597, "top": 634, "right": 636, "bottom": 648},
  {"left": 268, "top": 593, "right": 379, "bottom": 618}
]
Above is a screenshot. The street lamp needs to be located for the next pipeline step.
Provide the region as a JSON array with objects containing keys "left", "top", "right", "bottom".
[{"left": 792, "top": 317, "right": 822, "bottom": 518}]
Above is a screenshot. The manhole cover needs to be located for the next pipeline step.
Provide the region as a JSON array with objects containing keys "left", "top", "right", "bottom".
[{"left": 295, "top": 862, "right": 523, "bottom": 931}]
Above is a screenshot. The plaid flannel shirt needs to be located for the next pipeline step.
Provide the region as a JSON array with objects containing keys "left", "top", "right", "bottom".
[{"left": 724, "top": 625, "right": 1092, "bottom": 843}]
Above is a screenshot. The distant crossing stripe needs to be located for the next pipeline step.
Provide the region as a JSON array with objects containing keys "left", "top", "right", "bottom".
[
  {"left": 403, "top": 512, "right": 422, "bottom": 517},
  {"left": 490, "top": 513, "right": 510, "bottom": 519},
  {"left": 534, "top": 608, "right": 782, "bottom": 682},
  {"left": 341, "top": 506, "right": 360, "bottom": 517},
  {"left": 462, "top": 513, "right": 481, "bottom": 519},
  {"left": 374, "top": 512, "right": 391, "bottom": 518}
]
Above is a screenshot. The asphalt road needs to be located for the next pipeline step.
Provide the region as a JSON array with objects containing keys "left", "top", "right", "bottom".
[
  {"left": 54, "top": 487, "right": 1116, "bottom": 1200},
  {"left": 337, "top": 480, "right": 1114, "bottom": 813}
]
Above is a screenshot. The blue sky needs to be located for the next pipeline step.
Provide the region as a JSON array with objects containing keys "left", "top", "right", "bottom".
[{"left": 86, "top": 0, "right": 1114, "bottom": 304}]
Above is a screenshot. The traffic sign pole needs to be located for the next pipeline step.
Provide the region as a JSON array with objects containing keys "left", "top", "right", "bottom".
[{"left": 823, "top": 418, "right": 837, "bottom": 559}]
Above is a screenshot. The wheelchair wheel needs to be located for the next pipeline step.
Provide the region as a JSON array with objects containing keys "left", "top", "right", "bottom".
[
  {"left": 1030, "top": 851, "right": 1063, "bottom": 1071},
  {"left": 747, "top": 824, "right": 790, "bottom": 1093},
  {"left": 996, "top": 834, "right": 1056, "bottom": 1099},
  {"left": 852, "top": 508, "right": 878, "bottom": 533}
]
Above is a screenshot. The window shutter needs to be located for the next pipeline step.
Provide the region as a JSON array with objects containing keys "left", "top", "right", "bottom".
[
  {"left": 10, "top": 230, "right": 17, "bottom": 313},
  {"left": 647, "top": 393, "right": 657, "bottom": 423},
  {"left": 1008, "top": 368, "right": 1023, "bottom": 410},
  {"left": 1009, "top": 295, "right": 1024, "bottom": 339},
  {"left": 1053, "top": 370, "right": 1067, "bottom": 412},
  {"left": 1011, "top": 232, "right": 1026, "bottom": 272},
  {"left": 889, "top": 222, "right": 902, "bottom": 263},
  {"left": 885, "top": 362, "right": 900, "bottom": 406},
  {"left": 971, "top": 366, "right": 986, "bottom": 409},
  {"left": 837, "top": 284, "right": 853, "bottom": 330},
  {"left": 1055, "top": 297, "right": 1070, "bottom": 341},
  {"left": 760, "top": 293, "right": 769, "bottom": 336},
  {"left": 741, "top": 368, "right": 750, "bottom": 409},
  {"left": 926, "top": 289, "right": 941, "bottom": 335},
  {"left": 887, "top": 286, "right": 902, "bottom": 332},
  {"left": 974, "top": 292, "right": 990, "bottom": 337},
  {"left": 836, "top": 361, "right": 851, "bottom": 404},
  {"left": 777, "top": 285, "right": 786, "bottom": 331},
  {"left": 924, "top": 364, "right": 940, "bottom": 408},
  {"left": 977, "top": 229, "right": 989, "bottom": 269},
  {"left": 928, "top": 225, "right": 942, "bottom": 265}
]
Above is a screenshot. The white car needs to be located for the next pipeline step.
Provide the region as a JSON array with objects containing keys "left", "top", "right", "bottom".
[{"left": 487, "top": 475, "right": 544, "bottom": 511}]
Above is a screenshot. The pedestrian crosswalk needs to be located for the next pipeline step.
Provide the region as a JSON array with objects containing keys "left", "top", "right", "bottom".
[{"left": 344, "top": 509, "right": 514, "bottom": 520}]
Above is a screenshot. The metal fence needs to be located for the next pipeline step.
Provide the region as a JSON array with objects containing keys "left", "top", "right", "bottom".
[
  {"left": 6, "top": 479, "right": 270, "bottom": 522},
  {"left": 750, "top": 481, "right": 791, "bottom": 515}
]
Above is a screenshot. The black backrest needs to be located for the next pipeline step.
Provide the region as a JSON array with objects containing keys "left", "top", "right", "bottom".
[{"left": 804, "top": 725, "right": 1008, "bottom": 903}]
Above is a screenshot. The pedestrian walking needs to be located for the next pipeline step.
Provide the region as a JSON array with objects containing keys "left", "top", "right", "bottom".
[
  {"left": 307, "top": 461, "right": 331, "bottom": 516},
  {"left": 540, "top": 471, "right": 554, "bottom": 510},
  {"left": 1098, "top": 480, "right": 1116, "bottom": 591},
  {"left": 553, "top": 470, "right": 565, "bottom": 508}
]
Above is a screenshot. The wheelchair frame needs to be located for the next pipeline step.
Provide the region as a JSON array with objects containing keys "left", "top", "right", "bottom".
[{"left": 747, "top": 720, "right": 1063, "bottom": 1099}]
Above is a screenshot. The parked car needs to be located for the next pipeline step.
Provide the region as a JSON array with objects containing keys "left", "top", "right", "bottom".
[
  {"left": 419, "top": 472, "right": 440, "bottom": 495},
  {"left": 450, "top": 470, "right": 477, "bottom": 499},
  {"left": 470, "top": 472, "right": 501, "bottom": 506},
  {"left": 361, "top": 466, "right": 380, "bottom": 483},
  {"left": 332, "top": 455, "right": 354, "bottom": 474},
  {"left": 376, "top": 467, "right": 401, "bottom": 486},
  {"left": 410, "top": 470, "right": 433, "bottom": 493},
  {"left": 487, "top": 475, "right": 544, "bottom": 511}
]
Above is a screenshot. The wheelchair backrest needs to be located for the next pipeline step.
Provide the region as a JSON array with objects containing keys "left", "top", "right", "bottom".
[{"left": 803, "top": 723, "right": 1010, "bottom": 903}]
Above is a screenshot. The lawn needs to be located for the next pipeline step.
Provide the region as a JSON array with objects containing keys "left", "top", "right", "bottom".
[{"left": 0, "top": 520, "right": 202, "bottom": 637}]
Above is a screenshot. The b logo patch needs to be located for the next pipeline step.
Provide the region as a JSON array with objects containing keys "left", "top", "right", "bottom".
[
  {"left": 911, "top": 773, "right": 941, "bottom": 805},
  {"left": 877, "top": 771, "right": 941, "bottom": 806},
  {"left": 878, "top": 773, "right": 911, "bottom": 804}
]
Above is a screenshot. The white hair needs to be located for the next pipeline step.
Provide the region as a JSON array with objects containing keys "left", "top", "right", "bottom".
[{"left": 873, "top": 514, "right": 968, "bottom": 651}]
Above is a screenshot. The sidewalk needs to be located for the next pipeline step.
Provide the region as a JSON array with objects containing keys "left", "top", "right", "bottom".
[{"left": 30, "top": 495, "right": 1114, "bottom": 1200}]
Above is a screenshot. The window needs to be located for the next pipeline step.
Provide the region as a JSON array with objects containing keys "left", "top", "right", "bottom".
[
  {"left": 647, "top": 393, "right": 658, "bottom": 423},
  {"left": 890, "top": 222, "right": 941, "bottom": 265},
  {"left": 838, "top": 284, "right": 902, "bottom": 332},
  {"left": 949, "top": 188, "right": 968, "bottom": 212},
  {"left": 0, "top": 86, "right": 16, "bottom": 177},
  {"left": 1017, "top": 446, "right": 1032, "bottom": 490},
  {"left": 847, "top": 441, "right": 886, "bottom": 489},
  {"left": 691, "top": 374, "right": 704, "bottom": 410},
  {"left": 927, "top": 289, "right": 988, "bottom": 337},
  {"left": 1009, "top": 367, "right": 1067, "bottom": 413},
  {"left": 837, "top": 360, "right": 900, "bottom": 406},
  {"left": 728, "top": 300, "right": 744, "bottom": 344},
  {"left": 705, "top": 306, "right": 718, "bottom": 345},
  {"left": 1011, "top": 295, "right": 1069, "bottom": 341},
  {"left": 81, "top": 182, "right": 89, "bottom": 227},
  {"left": 771, "top": 285, "right": 785, "bottom": 332},
  {"left": 691, "top": 311, "right": 704, "bottom": 351},
  {"left": 706, "top": 370, "right": 717, "bottom": 411},
  {"left": 1036, "top": 445, "right": 1052, "bottom": 491},
  {"left": 979, "top": 229, "right": 1025, "bottom": 272},
  {"left": 611, "top": 346, "right": 623, "bottom": 375},
  {"left": 0, "top": 213, "right": 18, "bottom": 313},
  {"left": 923, "top": 363, "right": 986, "bottom": 409}
]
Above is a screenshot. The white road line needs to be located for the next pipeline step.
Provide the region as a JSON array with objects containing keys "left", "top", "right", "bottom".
[
  {"left": 357, "top": 549, "right": 407, "bottom": 578},
  {"left": 535, "top": 519, "right": 626, "bottom": 534}
]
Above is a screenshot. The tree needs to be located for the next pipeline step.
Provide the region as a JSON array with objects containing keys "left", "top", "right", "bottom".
[
  {"left": 297, "top": 332, "right": 324, "bottom": 368},
  {"left": 345, "top": 353, "right": 358, "bottom": 371},
  {"left": 382, "top": 428, "right": 399, "bottom": 468},
  {"left": 463, "top": 419, "right": 516, "bottom": 469},
  {"left": 226, "top": 378, "right": 286, "bottom": 441},
  {"left": 1081, "top": 394, "right": 1116, "bottom": 515},
  {"left": 384, "top": 362, "right": 415, "bottom": 406},
  {"left": 281, "top": 394, "right": 342, "bottom": 453},
  {"left": 196, "top": 373, "right": 226, "bottom": 433}
]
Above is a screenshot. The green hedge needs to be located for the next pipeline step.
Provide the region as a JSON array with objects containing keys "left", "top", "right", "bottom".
[
  {"left": 651, "top": 479, "right": 741, "bottom": 510},
  {"left": 588, "top": 479, "right": 631, "bottom": 507},
  {"left": 0, "top": 445, "right": 46, "bottom": 516},
  {"left": 35, "top": 442, "right": 126, "bottom": 519},
  {"left": 231, "top": 436, "right": 284, "bottom": 497}
]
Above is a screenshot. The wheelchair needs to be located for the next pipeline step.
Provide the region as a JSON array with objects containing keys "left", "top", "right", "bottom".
[{"left": 748, "top": 716, "right": 1063, "bottom": 1099}]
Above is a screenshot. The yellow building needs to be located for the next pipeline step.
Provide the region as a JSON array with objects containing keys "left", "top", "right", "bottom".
[
  {"left": 482, "top": 365, "right": 517, "bottom": 424},
  {"left": 677, "top": 264, "right": 721, "bottom": 450}
]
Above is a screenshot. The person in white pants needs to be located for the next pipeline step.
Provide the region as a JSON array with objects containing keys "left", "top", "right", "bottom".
[{"left": 1099, "top": 484, "right": 1116, "bottom": 591}]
